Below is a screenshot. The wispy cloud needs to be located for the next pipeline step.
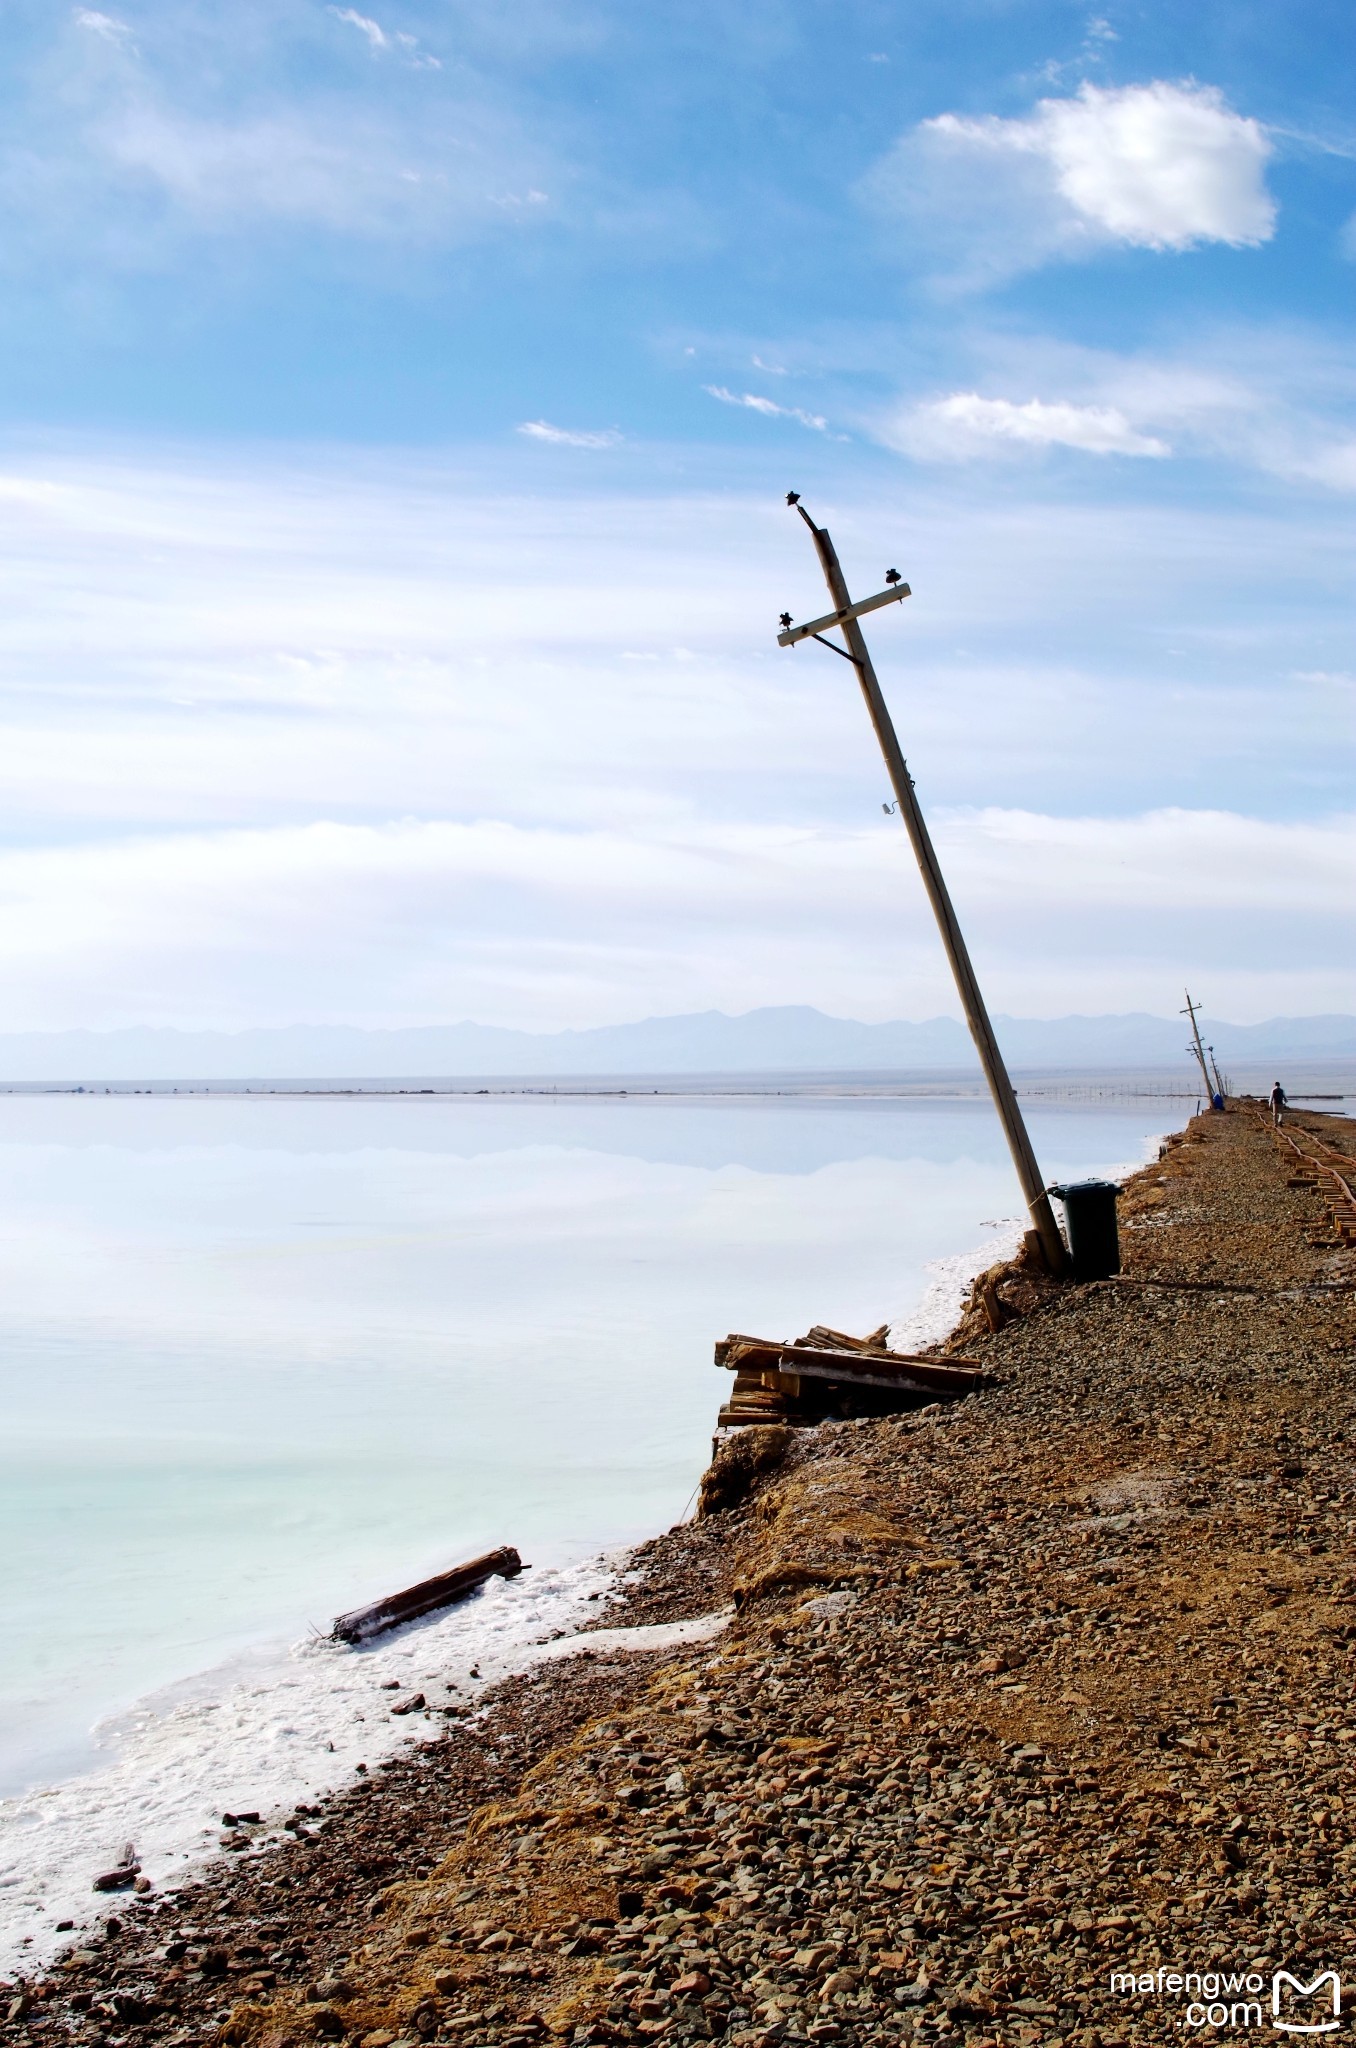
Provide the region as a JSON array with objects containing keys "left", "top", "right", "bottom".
[
  {"left": 72, "top": 8, "right": 132, "bottom": 43},
  {"left": 893, "top": 393, "right": 1171, "bottom": 460},
  {"left": 704, "top": 386, "right": 827, "bottom": 431},
  {"left": 0, "top": 442, "right": 1345, "bottom": 1027},
  {"left": 0, "top": 806, "right": 1346, "bottom": 1031},
  {"left": 866, "top": 80, "right": 1276, "bottom": 285},
  {"left": 876, "top": 327, "right": 1356, "bottom": 487},
  {"left": 94, "top": 105, "right": 460, "bottom": 236},
  {"left": 3, "top": 9, "right": 556, "bottom": 255},
  {"left": 330, "top": 8, "right": 388, "bottom": 52},
  {"left": 517, "top": 421, "right": 621, "bottom": 448},
  {"left": 1037, "top": 11, "right": 1121, "bottom": 86},
  {"left": 327, "top": 9, "right": 440, "bottom": 67}
]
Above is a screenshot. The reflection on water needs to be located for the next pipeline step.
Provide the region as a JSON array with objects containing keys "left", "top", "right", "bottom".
[{"left": 0, "top": 1087, "right": 1167, "bottom": 1793}]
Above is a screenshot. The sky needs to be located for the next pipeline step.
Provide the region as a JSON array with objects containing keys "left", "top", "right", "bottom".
[{"left": 0, "top": 0, "right": 1351, "bottom": 1033}]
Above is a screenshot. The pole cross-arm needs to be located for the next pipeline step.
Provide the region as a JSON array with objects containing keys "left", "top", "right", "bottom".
[
  {"left": 779, "top": 498, "right": 1069, "bottom": 1278},
  {"left": 777, "top": 582, "right": 910, "bottom": 647}
]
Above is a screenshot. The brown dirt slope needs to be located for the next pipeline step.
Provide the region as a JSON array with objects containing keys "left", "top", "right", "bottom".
[{"left": 8, "top": 1103, "right": 1355, "bottom": 2048}]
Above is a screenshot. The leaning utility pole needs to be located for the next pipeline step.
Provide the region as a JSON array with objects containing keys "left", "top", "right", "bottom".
[
  {"left": 1181, "top": 990, "right": 1216, "bottom": 1104},
  {"left": 777, "top": 494, "right": 1068, "bottom": 1277}
]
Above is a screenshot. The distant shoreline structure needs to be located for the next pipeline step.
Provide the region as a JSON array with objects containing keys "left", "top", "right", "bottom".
[{"left": 0, "top": 1064, "right": 1350, "bottom": 1103}]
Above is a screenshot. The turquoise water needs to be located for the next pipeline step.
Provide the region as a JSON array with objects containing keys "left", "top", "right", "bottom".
[{"left": 0, "top": 1088, "right": 1169, "bottom": 1797}]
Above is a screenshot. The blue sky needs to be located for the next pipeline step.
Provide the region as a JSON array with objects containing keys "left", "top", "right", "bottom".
[{"left": 0, "top": 0, "right": 1350, "bottom": 1031}]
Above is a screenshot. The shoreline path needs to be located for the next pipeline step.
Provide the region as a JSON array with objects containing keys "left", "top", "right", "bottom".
[{"left": 9, "top": 1104, "right": 1356, "bottom": 2048}]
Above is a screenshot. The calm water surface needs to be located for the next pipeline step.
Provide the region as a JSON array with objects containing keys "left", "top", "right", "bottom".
[{"left": 1, "top": 1088, "right": 1171, "bottom": 1795}]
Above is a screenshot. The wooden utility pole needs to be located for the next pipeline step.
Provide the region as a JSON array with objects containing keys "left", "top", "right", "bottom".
[
  {"left": 1181, "top": 990, "right": 1216, "bottom": 1103},
  {"left": 777, "top": 495, "right": 1068, "bottom": 1277}
]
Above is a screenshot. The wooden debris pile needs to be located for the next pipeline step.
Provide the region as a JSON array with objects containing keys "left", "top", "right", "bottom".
[{"left": 713, "top": 1321, "right": 988, "bottom": 1429}]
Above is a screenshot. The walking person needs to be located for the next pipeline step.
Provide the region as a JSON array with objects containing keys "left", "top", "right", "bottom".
[{"left": 1269, "top": 1080, "right": 1287, "bottom": 1127}]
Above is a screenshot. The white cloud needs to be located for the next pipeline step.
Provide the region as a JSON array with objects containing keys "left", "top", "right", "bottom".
[
  {"left": 0, "top": 807, "right": 1347, "bottom": 1032},
  {"left": 1092, "top": 345, "right": 1356, "bottom": 491},
  {"left": 943, "top": 806, "right": 1353, "bottom": 916},
  {"left": 873, "top": 329, "right": 1356, "bottom": 487},
  {"left": 73, "top": 9, "right": 131, "bottom": 42},
  {"left": 399, "top": 28, "right": 442, "bottom": 71},
  {"left": 704, "top": 386, "right": 827, "bottom": 432},
  {"left": 517, "top": 421, "right": 621, "bottom": 448},
  {"left": 330, "top": 8, "right": 388, "bottom": 51},
  {"left": 1038, "top": 82, "right": 1274, "bottom": 247},
  {"left": 0, "top": 442, "right": 1345, "bottom": 1028},
  {"left": 893, "top": 392, "right": 1171, "bottom": 461},
  {"left": 328, "top": 10, "right": 444, "bottom": 69},
  {"left": 867, "top": 80, "right": 1275, "bottom": 282}
]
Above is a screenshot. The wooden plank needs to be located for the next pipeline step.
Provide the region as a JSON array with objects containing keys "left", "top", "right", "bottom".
[
  {"left": 332, "top": 1545, "right": 524, "bottom": 1644},
  {"left": 766, "top": 1349, "right": 985, "bottom": 1396},
  {"left": 715, "top": 1332, "right": 987, "bottom": 1396},
  {"left": 797, "top": 1322, "right": 892, "bottom": 1353},
  {"left": 718, "top": 1332, "right": 985, "bottom": 1378},
  {"left": 716, "top": 1332, "right": 983, "bottom": 1375}
]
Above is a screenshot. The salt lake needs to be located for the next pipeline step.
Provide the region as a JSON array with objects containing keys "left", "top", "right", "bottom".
[{"left": 0, "top": 1084, "right": 1175, "bottom": 1958}]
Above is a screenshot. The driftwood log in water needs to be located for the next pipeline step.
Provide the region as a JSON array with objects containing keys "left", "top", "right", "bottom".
[{"left": 331, "top": 1545, "right": 524, "bottom": 1644}]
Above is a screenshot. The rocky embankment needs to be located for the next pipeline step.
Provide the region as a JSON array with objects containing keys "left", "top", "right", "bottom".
[{"left": 7, "top": 1104, "right": 1356, "bottom": 2048}]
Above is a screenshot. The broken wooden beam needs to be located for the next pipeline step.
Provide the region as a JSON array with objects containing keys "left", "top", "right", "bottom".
[
  {"left": 715, "top": 1333, "right": 988, "bottom": 1398},
  {"left": 332, "top": 1545, "right": 524, "bottom": 1644}
]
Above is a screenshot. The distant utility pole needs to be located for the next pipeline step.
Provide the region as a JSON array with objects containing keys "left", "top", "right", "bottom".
[
  {"left": 777, "top": 493, "right": 1068, "bottom": 1278},
  {"left": 1181, "top": 990, "right": 1217, "bottom": 1104},
  {"left": 1206, "top": 1043, "right": 1227, "bottom": 1103}
]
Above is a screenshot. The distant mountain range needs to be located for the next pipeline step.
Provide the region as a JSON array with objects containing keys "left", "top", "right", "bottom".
[{"left": 0, "top": 1007, "right": 1351, "bottom": 1081}]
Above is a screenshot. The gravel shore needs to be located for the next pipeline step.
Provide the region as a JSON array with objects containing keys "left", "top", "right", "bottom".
[{"left": 6, "top": 1102, "right": 1355, "bottom": 2048}]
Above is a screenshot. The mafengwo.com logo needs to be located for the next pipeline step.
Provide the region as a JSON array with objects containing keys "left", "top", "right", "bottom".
[{"left": 1109, "top": 1966, "right": 1343, "bottom": 2031}]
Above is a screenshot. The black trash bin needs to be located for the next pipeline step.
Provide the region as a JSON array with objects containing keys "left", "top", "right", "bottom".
[{"left": 1050, "top": 1179, "right": 1122, "bottom": 1281}]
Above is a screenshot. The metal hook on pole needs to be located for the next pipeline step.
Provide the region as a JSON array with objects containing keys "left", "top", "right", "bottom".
[{"left": 778, "top": 494, "right": 1069, "bottom": 1277}]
